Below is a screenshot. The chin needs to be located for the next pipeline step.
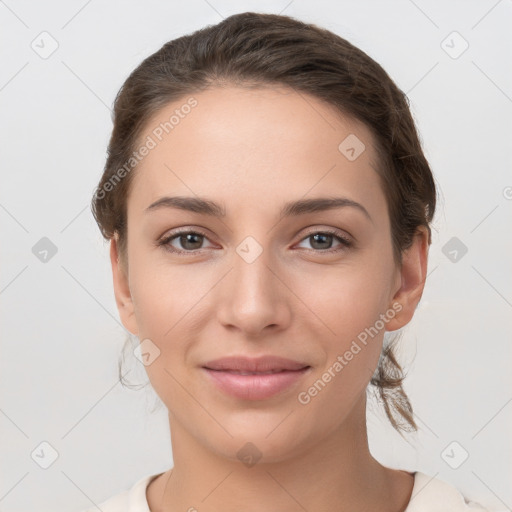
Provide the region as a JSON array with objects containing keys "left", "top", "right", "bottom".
[
  {"left": 195, "top": 413, "right": 318, "bottom": 465},
  {"left": 210, "top": 435, "right": 309, "bottom": 467}
]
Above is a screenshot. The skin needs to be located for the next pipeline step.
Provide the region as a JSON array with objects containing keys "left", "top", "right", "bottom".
[{"left": 110, "top": 84, "right": 429, "bottom": 512}]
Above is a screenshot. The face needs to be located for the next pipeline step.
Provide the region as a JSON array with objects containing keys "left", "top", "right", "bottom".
[{"left": 111, "top": 85, "right": 427, "bottom": 463}]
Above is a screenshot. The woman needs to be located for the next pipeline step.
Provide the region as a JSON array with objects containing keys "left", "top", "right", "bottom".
[{"left": 86, "top": 11, "right": 488, "bottom": 512}]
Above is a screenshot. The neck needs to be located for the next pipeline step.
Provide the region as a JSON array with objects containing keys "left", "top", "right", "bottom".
[{"left": 150, "top": 395, "right": 411, "bottom": 512}]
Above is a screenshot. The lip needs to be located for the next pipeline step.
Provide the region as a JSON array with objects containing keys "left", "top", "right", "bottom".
[
  {"left": 202, "top": 355, "right": 311, "bottom": 400},
  {"left": 203, "top": 355, "right": 309, "bottom": 372}
]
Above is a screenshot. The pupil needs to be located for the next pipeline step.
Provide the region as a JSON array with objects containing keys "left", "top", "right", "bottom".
[
  {"left": 312, "top": 233, "right": 331, "bottom": 249},
  {"left": 182, "top": 233, "right": 202, "bottom": 250}
]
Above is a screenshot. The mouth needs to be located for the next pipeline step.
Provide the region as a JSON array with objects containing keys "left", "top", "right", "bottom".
[
  {"left": 201, "top": 356, "right": 311, "bottom": 400},
  {"left": 206, "top": 368, "right": 306, "bottom": 375},
  {"left": 202, "top": 355, "right": 310, "bottom": 373}
]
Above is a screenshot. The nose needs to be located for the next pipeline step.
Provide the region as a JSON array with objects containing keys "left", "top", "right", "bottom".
[{"left": 215, "top": 242, "right": 292, "bottom": 338}]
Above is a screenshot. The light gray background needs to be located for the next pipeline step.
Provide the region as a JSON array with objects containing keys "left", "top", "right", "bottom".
[{"left": 1, "top": 1, "right": 511, "bottom": 511}]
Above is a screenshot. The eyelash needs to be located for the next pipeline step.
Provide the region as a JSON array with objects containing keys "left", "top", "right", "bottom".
[{"left": 156, "top": 228, "right": 353, "bottom": 255}]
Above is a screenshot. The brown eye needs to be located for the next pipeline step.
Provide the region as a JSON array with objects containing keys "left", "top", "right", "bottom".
[
  {"left": 158, "top": 230, "right": 214, "bottom": 254},
  {"left": 296, "top": 230, "right": 352, "bottom": 252}
]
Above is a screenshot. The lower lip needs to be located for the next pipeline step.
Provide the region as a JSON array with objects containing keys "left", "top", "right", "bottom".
[{"left": 202, "top": 367, "right": 311, "bottom": 400}]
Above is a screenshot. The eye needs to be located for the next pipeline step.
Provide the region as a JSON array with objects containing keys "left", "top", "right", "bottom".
[
  {"left": 157, "top": 229, "right": 215, "bottom": 254},
  {"left": 295, "top": 229, "right": 352, "bottom": 253},
  {"left": 157, "top": 227, "right": 353, "bottom": 255}
]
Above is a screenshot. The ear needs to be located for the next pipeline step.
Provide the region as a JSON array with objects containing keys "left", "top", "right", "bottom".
[
  {"left": 110, "top": 235, "right": 138, "bottom": 336},
  {"left": 385, "top": 226, "right": 429, "bottom": 332}
]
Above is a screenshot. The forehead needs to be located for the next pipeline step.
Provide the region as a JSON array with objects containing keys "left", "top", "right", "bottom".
[{"left": 128, "top": 85, "right": 386, "bottom": 221}]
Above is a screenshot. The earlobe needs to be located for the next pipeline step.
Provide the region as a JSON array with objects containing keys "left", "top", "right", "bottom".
[
  {"left": 385, "top": 226, "right": 429, "bottom": 332},
  {"left": 110, "top": 235, "right": 139, "bottom": 335}
]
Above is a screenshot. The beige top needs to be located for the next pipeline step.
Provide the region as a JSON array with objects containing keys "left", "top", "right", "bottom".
[{"left": 81, "top": 471, "right": 489, "bottom": 512}]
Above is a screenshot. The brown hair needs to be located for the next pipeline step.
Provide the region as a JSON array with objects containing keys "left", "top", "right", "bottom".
[{"left": 91, "top": 12, "right": 436, "bottom": 435}]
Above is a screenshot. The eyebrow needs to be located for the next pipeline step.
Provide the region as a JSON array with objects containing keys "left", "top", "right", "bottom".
[{"left": 145, "top": 196, "right": 372, "bottom": 222}]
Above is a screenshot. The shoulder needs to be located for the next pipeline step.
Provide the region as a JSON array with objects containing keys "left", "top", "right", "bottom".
[
  {"left": 79, "top": 473, "right": 161, "bottom": 512},
  {"left": 405, "top": 472, "right": 489, "bottom": 512}
]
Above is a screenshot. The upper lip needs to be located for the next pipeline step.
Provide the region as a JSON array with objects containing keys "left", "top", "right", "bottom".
[{"left": 202, "top": 355, "right": 310, "bottom": 372}]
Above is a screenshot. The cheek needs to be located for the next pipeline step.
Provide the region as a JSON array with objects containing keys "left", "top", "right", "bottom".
[
  {"left": 128, "top": 263, "right": 195, "bottom": 408},
  {"left": 293, "top": 268, "right": 387, "bottom": 418},
  {"left": 291, "top": 262, "right": 389, "bottom": 391},
  {"left": 127, "top": 254, "right": 212, "bottom": 391},
  {"left": 292, "top": 260, "right": 390, "bottom": 340},
  {"left": 129, "top": 252, "right": 197, "bottom": 338}
]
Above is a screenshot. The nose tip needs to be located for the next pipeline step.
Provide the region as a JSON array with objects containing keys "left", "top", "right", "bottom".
[{"left": 215, "top": 248, "right": 291, "bottom": 336}]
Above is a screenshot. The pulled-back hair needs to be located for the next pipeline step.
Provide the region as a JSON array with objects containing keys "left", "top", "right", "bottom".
[{"left": 92, "top": 11, "right": 437, "bottom": 434}]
